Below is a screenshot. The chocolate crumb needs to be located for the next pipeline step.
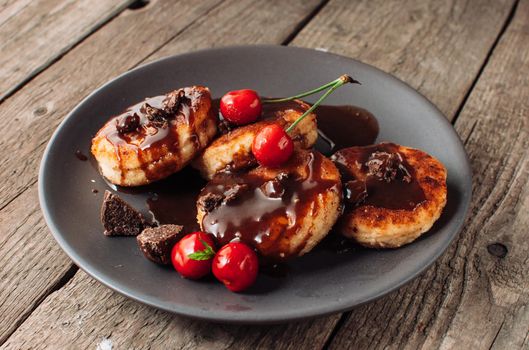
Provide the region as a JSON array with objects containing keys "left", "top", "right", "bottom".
[
  {"left": 197, "top": 192, "right": 224, "bottom": 213},
  {"left": 116, "top": 113, "right": 140, "bottom": 134},
  {"left": 137, "top": 224, "right": 183, "bottom": 264},
  {"left": 75, "top": 150, "right": 88, "bottom": 161},
  {"left": 100, "top": 191, "right": 149, "bottom": 236},
  {"left": 164, "top": 89, "right": 190, "bottom": 114},
  {"left": 92, "top": 189, "right": 99, "bottom": 193},
  {"left": 366, "top": 151, "right": 411, "bottom": 183}
]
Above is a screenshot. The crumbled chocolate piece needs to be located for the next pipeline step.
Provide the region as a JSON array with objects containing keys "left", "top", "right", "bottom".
[
  {"left": 137, "top": 224, "right": 183, "bottom": 264},
  {"left": 224, "top": 183, "right": 249, "bottom": 203},
  {"left": 100, "top": 191, "right": 149, "bottom": 236},
  {"left": 116, "top": 113, "right": 140, "bottom": 134},
  {"left": 164, "top": 89, "right": 190, "bottom": 114},
  {"left": 344, "top": 180, "right": 367, "bottom": 206},
  {"left": 197, "top": 192, "right": 224, "bottom": 213},
  {"left": 366, "top": 151, "right": 412, "bottom": 183},
  {"left": 143, "top": 103, "right": 169, "bottom": 127}
]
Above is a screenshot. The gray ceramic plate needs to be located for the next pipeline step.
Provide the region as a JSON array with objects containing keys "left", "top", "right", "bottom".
[{"left": 39, "top": 45, "right": 472, "bottom": 324}]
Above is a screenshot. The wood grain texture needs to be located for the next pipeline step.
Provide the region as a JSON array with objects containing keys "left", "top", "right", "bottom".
[
  {"left": 0, "top": 0, "right": 225, "bottom": 210},
  {"left": 1, "top": 271, "right": 337, "bottom": 350},
  {"left": 0, "top": 0, "right": 525, "bottom": 349},
  {"left": 0, "top": 186, "right": 74, "bottom": 344},
  {"left": 0, "top": 0, "right": 134, "bottom": 101},
  {"left": 0, "top": 0, "right": 334, "bottom": 347},
  {"left": 0, "top": 0, "right": 224, "bottom": 343},
  {"left": 291, "top": 0, "right": 514, "bottom": 121},
  {"left": 327, "top": 0, "right": 529, "bottom": 349},
  {"left": 144, "top": 0, "right": 323, "bottom": 61}
]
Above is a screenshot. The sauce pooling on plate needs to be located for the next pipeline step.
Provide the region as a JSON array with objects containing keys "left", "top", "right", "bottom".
[
  {"left": 197, "top": 151, "right": 341, "bottom": 260},
  {"left": 315, "top": 105, "right": 379, "bottom": 150},
  {"left": 332, "top": 143, "right": 426, "bottom": 210}
]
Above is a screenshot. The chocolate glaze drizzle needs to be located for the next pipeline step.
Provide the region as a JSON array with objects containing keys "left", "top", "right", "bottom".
[
  {"left": 197, "top": 151, "right": 340, "bottom": 260},
  {"left": 96, "top": 96, "right": 382, "bottom": 261},
  {"left": 96, "top": 88, "right": 201, "bottom": 182},
  {"left": 332, "top": 143, "right": 426, "bottom": 210}
]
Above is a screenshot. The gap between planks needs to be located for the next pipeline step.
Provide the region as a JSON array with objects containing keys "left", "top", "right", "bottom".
[
  {"left": 450, "top": 0, "right": 520, "bottom": 127},
  {"left": 299, "top": 0, "right": 523, "bottom": 348},
  {"left": 2, "top": 0, "right": 520, "bottom": 347},
  {"left": 0, "top": 0, "right": 330, "bottom": 344},
  {"left": 0, "top": 0, "right": 138, "bottom": 104}
]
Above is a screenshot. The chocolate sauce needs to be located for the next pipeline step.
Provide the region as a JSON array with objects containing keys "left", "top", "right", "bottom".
[
  {"left": 315, "top": 105, "right": 379, "bottom": 150},
  {"left": 332, "top": 143, "right": 426, "bottom": 210},
  {"left": 216, "top": 97, "right": 379, "bottom": 152},
  {"left": 96, "top": 88, "right": 207, "bottom": 182},
  {"left": 75, "top": 150, "right": 88, "bottom": 161},
  {"left": 198, "top": 151, "right": 341, "bottom": 260},
  {"left": 142, "top": 167, "right": 206, "bottom": 232},
  {"left": 94, "top": 94, "right": 382, "bottom": 258}
]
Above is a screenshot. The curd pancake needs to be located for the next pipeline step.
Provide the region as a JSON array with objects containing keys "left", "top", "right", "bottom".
[
  {"left": 91, "top": 86, "right": 217, "bottom": 186},
  {"left": 192, "top": 99, "right": 317, "bottom": 180},
  {"left": 196, "top": 150, "right": 342, "bottom": 261},
  {"left": 332, "top": 143, "right": 447, "bottom": 248}
]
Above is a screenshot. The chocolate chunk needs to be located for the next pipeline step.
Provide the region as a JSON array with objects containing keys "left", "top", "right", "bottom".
[
  {"left": 164, "top": 89, "right": 190, "bottom": 114},
  {"left": 100, "top": 191, "right": 149, "bottom": 236},
  {"left": 197, "top": 192, "right": 224, "bottom": 213},
  {"left": 224, "top": 183, "right": 249, "bottom": 203},
  {"left": 344, "top": 180, "right": 368, "bottom": 206},
  {"left": 366, "top": 151, "right": 411, "bottom": 183},
  {"left": 137, "top": 224, "right": 183, "bottom": 264},
  {"left": 143, "top": 103, "right": 168, "bottom": 127},
  {"left": 116, "top": 113, "right": 140, "bottom": 134}
]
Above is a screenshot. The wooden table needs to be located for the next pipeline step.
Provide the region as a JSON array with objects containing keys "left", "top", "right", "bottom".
[{"left": 0, "top": 0, "right": 527, "bottom": 348}]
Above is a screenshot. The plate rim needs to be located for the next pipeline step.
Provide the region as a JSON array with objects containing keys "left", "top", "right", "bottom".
[{"left": 38, "top": 44, "right": 473, "bottom": 324}]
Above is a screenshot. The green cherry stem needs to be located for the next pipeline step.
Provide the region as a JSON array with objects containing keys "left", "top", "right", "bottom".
[
  {"left": 285, "top": 75, "right": 357, "bottom": 133},
  {"left": 262, "top": 75, "right": 359, "bottom": 104}
]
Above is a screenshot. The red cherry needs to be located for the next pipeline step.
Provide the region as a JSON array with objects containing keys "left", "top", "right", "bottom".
[
  {"left": 171, "top": 232, "right": 215, "bottom": 279},
  {"left": 212, "top": 242, "right": 259, "bottom": 292},
  {"left": 220, "top": 89, "right": 262, "bottom": 125},
  {"left": 252, "top": 124, "right": 294, "bottom": 167}
]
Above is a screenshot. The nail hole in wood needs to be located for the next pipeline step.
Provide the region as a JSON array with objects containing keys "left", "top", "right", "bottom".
[
  {"left": 34, "top": 106, "right": 47, "bottom": 116},
  {"left": 128, "top": 0, "right": 150, "bottom": 10},
  {"left": 487, "top": 243, "right": 508, "bottom": 258}
]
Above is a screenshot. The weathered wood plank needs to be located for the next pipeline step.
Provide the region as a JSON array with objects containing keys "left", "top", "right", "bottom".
[
  {"left": 0, "top": 0, "right": 519, "bottom": 348},
  {"left": 0, "top": 0, "right": 330, "bottom": 346},
  {"left": 0, "top": 187, "right": 75, "bottom": 344},
  {"left": 144, "top": 0, "right": 323, "bottom": 60},
  {"left": 1, "top": 271, "right": 337, "bottom": 350},
  {"left": 291, "top": 0, "right": 514, "bottom": 121},
  {"left": 0, "top": 0, "right": 135, "bottom": 102},
  {"left": 0, "top": 0, "right": 226, "bottom": 343},
  {"left": 328, "top": 0, "right": 529, "bottom": 349}
]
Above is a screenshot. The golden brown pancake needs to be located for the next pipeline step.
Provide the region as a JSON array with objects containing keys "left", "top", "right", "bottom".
[
  {"left": 196, "top": 150, "right": 342, "bottom": 261},
  {"left": 332, "top": 143, "right": 447, "bottom": 248},
  {"left": 192, "top": 99, "right": 317, "bottom": 180},
  {"left": 91, "top": 86, "right": 217, "bottom": 186}
]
